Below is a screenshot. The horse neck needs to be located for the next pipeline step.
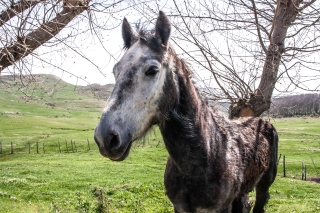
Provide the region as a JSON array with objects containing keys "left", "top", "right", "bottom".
[{"left": 159, "top": 57, "right": 213, "bottom": 173}]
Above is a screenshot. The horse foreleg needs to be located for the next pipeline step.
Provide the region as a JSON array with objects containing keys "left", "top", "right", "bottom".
[{"left": 231, "top": 194, "right": 252, "bottom": 213}]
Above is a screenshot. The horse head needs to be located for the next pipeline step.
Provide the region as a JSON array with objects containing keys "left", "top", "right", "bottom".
[{"left": 94, "top": 12, "right": 175, "bottom": 161}]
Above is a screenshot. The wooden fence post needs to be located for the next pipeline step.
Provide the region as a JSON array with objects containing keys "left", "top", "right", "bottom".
[
  {"left": 277, "top": 154, "right": 282, "bottom": 166},
  {"left": 58, "top": 140, "right": 61, "bottom": 153},
  {"left": 11, "top": 142, "right": 13, "bottom": 154},
  {"left": 36, "top": 142, "right": 39, "bottom": 154},
  {"left": 73, "top": 141, "right": 77, "bottom": 152},
  {"left": 302, "top": 161, "right": 305, "bottom": 180},
  {"left": 43, "top": 143, "right": 45, "bottom": 153},
  {"left": 87, "top": 139, "right": 90, "bottom": 151},
  {"left": 0, "top": 142, "right": 2, "bottom": 154},
  {"left": 65, "top": 140, "right": 68, "bottom": 152},
  {"left": 71, "top": 140, "right": 74, "bottom": 153},
  {"left": 283, "top": 155, "right": 286, "bottom": 177},
  {"left": 28, "top": 142, "right": 30, "bottom": 154},
  {"left": 305, "top": 165, "right": 307, "bottom": 180}
]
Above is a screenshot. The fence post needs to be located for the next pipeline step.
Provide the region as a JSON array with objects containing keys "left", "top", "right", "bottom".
[
  {"left": 71, "top": 140, "right": 74, "bottom": 153},
  {"left": 277, "top": 154, "right": 282, "bottom": 166},
  {"left": 11, "top": 142, "right": 13, "bottom": 154},
  {"left": 73, "top": 141, "right": 77, "bottom": 152},
  {"left": 65, "top": 140, "right": 68, "bottom": 152},
  {"left": 305, "top": 165, "right": 307, "bottom": 180},
  {"left": 43, "top": 143, "right": 45, "bottom": 153},
  {"left": 36, "top": 142, "right": 39, "bottom": 154},
  {"left": 302, "top": 161, "right": 305, "bottom": 180},
  {"left": 58, "top": 140, "right": 61, "bottom": 153},
  {"left": 87, "top": 139, "right": 90, "bottom": 151},
  {"left": 0, "top": 142, "right": 2, "bottom": 154},
  {"left": 283, "top": 155, "right": 286, "bottom": 177},
  {"left": 28, "top": 142, "right": 30, "bottom": 154}
]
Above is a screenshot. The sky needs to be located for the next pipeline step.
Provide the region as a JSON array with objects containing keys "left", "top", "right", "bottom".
[
  {"left": 1, "top": 1, "right": 319, "bottom": 94},
  {"left": 33, "top": 23, "right": 123, "bottom": 86},
  {"left": 13, "top": 1, "right": 212, "bottom": 87}
]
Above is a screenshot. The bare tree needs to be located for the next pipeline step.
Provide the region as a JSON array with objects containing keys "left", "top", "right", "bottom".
[
  {"left": 0, "top": 0, "right": 126, "bottom": 84},
  {"left": 129, "top": 0, "right": 320, "bottom": 118},
  {"left": 0, "top": 0, "right": 89, "bottom": 71},
  {"left": 1, "top": 0, "right": 319, "bottom": 118}
]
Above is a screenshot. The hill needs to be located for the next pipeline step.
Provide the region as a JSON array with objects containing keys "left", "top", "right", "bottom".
[
  {"left": 0, "top": 74, "right": 113, "bottom": 110},
  {"left": 0, "top": 74, "right": 113, "bottom": 151},
  {"left": 269, "top": 94, "right": 320, "bottom": 117}
]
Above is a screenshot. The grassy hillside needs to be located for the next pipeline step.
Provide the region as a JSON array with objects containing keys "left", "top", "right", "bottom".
[
  {"left": 0, "top": 74, "right": 113, "bottom": 153},
  {"left": 0, "top": 76, "right": 320, "bottom": 212}
]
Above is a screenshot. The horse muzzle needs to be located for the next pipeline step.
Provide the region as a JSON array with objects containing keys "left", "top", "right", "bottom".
[{"left": 94, "top": 120, "right": 132, "bottom": 161}]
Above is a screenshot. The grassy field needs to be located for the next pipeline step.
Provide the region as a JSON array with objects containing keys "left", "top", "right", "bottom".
[
  {"left": 0, "top": 74, "right": 111, "bottom": 154},
  {"left": 273, "top": 117, "right": 320, "bottom": 179},
  {"left": 1, "top": 75, "right": 320, "bottom": 212}
]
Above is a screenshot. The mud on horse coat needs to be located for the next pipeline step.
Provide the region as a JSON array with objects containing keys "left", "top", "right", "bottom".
[{"left": 94, "top": 11, "right": 278, "bottom": 213}]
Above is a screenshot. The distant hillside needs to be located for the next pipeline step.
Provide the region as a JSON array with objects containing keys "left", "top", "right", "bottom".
[
  {"left": 78, "top": 83, "right": 114, "bottom": 101},
  {"left": 4, "top": 75, "right": 318, "bottom": 118},
  {"left": 269, "top": 94, "right": 320, "bottom": 117},
  {"left": 0, "top": 74, "right": 113, "bottom": 110}
]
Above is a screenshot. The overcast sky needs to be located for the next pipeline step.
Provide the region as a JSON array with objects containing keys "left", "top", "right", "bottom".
[
  {"left": 1, "top": 1, "right": 318, "bottom": 94},
  {"left": 33, "top": 21, "right": 124, "bottom": 86}
]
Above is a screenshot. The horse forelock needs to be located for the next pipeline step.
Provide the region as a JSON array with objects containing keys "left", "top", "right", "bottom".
[{"left": 125, "top": 24, "right": 195, "bottom": 75}]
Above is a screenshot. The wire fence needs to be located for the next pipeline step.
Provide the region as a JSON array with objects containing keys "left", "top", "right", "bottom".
[
  {"left": 1, "top": 141, "right": 319, "bottom": 182},
  {"left": 0, "top": 137, "right": 163, "bottom": 155},
  {"left": 0, "top": 139, "right": 97, "bottom": 155},
  {"left": 277, "top": 154, "right": 320, "bottom": 181}
]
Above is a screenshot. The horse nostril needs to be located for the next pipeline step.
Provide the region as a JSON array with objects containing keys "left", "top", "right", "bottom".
[{"left": 109, "top": 134, "right": 120, "bottom": 150}]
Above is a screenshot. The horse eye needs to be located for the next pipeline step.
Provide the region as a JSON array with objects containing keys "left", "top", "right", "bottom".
[{"left": 145, "top": 67, "right": 159, "bottom": 77}]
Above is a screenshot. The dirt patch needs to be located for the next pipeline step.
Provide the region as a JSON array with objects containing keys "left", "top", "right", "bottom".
[{"left": 309, "top": 176, "right": 320, "bottom": 183}]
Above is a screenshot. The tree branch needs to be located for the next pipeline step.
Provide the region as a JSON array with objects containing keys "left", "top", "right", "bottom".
[
  {"left": 0, "top": 0, "right": 45, "bottom": 27},
  {"left": 173, "top": 0, "right": 234, "bottom": 102},
  {"left": 250, "top": 0, "right": 268, "bottom": 54},
  {"left": 0, "top": 0, "right": 90, "bottom": 72}
]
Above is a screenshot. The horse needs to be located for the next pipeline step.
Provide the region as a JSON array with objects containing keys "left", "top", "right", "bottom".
[{"left": 94, "top": 11, "right": 278, "bottom": 213}]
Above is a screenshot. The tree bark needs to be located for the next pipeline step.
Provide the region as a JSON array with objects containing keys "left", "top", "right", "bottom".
[
  {"left": 0, "top": 0, "right": 45, "bottom": 27},
  {"left": 0, "top": 0, "right": 89, "bottom": 72},
  {"left": 229, "top": 0, "right": 302, "bottom": 119}
]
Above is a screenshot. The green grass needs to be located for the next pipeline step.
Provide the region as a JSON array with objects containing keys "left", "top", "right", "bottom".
[
  {"left": 0, "top": 146, "right": 171, "bottom": 213},
  {"left": 1, "top": 75, "right": 320, "bottom": 212},
  {"left": 272, "top": 117, "right": 320, "bottom": 179},
  {"left": 0, "top": 74, "right": 106, "bottom": 154}
]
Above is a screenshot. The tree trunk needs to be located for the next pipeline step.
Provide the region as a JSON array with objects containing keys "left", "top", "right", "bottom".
[
  {"left": 0, "top": 0, "right": 89, "bottom": 72},
  {"left": 229, "top": 0, "right": 302, "bottom": 119}
]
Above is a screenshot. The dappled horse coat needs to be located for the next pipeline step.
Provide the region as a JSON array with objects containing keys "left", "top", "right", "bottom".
[{"left": 94, "top": 11, "right": 278, "bottom": 213}]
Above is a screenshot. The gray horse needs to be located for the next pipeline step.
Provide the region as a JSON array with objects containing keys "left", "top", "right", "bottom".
[{"left": 94, "top": 11, "right": 278, "bottom": 213}]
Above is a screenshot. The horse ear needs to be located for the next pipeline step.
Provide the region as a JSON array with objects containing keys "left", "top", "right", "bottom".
[
  {"left": 122, "top": 18, "right": 136, "bottom": 49},
  {"left": 155, "top": 11, "right": 171, "bottom": 48}
]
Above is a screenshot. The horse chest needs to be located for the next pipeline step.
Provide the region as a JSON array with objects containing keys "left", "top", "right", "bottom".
[{"left": 164, "top": 158, "right": 240, "bottom": 212}]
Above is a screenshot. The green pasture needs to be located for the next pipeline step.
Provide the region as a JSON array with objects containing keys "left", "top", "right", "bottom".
[
  {"left": 1, "top": 76, "right": 320, "bottom": 212},
  {"left": 272, "top": 117, "right": 320, "bottom": 179},
  {"left": 0, "top": 75, "right": 106, "bottom": 154}
]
